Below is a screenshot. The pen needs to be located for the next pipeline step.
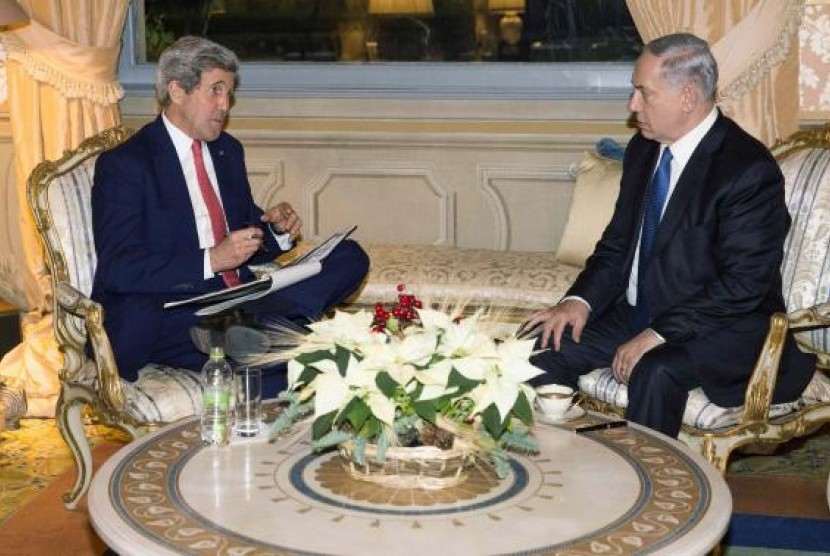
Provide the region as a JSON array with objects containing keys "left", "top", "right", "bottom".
[
  {"left": 243, "top": 222, "right": 269, "bottom": 254},
  {"left": 574, "top": 420, "right": 627, "bottom": 434}
]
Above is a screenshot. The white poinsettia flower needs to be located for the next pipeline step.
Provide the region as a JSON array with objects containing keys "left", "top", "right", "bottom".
[
  {"left": 495, "top": 338, "right": 546, "bottom": 383},
  {"left": 366, "top": 390, "right": 396, "bottom": 426},
  {"left": 311, "top": 369, "right": 351, "bottom": 418},
  {"left": 309, "top": 355, "right": 380, "bottom": 420},
  {"left": 469, "top": 340, "right": 545, "bottom": 422},
  {"left": 287, "top": 358, "right": 306, "bottom": 390},
  {"left": 303, "top": 310, "right": 379, "bottom": 351},
  {"left": 451, "top": 355, "right": 494, "bottom": 382},
  {"left": 437, "top": 311, "right": 499, "bottom": 360},
  {"left": 360, "top": 331, "right": 438, "bottom": 386},
  {"left": 413, "top": 359, "right": 458, "bottom": 400},
  {"left": 417, "top": 307, "right": 456, "bottom": 331},
  {"left": 419, "top": 383, "right": 459, "bottom": 401},
  {"left": 415, "top": 359, "right": 453, "bottom": 386}
]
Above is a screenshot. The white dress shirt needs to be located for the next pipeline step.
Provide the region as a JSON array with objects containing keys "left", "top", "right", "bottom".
[{"left": 161, "top": 113, "right": 292, "bottom": 281}]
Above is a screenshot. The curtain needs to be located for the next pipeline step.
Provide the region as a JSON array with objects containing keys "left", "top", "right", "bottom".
[
  {"left": 625, "top": 0, "right": 804, "bottom": 147},
  {"left": 0, "top": 0, "right": 127, "bottom": 416}
]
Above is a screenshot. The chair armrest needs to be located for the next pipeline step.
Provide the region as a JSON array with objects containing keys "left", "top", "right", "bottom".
[
  {"left": 788, "top": 302, "right": 830, "bottom": 369},
  {"left": 787, "top": 302, "right": 830, "bottom": 329},
  {"left": 742, "top": 305, "right": 830, "bottom": 425},
  {"left": 54, "top": 282, "right": 127, "bottom": 411},
  {"left": 740, "top": 313, "right": 789, "bottom": 425}
]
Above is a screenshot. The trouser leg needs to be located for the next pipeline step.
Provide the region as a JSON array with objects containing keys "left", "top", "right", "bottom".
[
  {"left": 625, "top": 344, "right": 699, "bottom": 438},
  {"left": 239, "top": 239, "right": 369, "bottom": 322},
  {"left": 530, "top": 301, "right": 635, "bottom": 388}
]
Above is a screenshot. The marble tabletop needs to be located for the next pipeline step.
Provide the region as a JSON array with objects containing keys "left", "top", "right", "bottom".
[{"left": 89, "top": 410, "right": 732, "bottom": 555}]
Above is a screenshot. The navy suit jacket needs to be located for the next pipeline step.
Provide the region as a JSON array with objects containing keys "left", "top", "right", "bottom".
[
  {"left": 91, "top": 116, "right": 284, "bottom": 380},
  {"left": 567, "top": 112, "right": 814, "bottom": 405}
]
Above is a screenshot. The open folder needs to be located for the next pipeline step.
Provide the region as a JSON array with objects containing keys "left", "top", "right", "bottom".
[{"left": 164, "top": 225, "right": 357, "bottom": 316}]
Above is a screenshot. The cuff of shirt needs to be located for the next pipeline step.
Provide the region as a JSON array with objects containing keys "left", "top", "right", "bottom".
[
  {"left": 268, "top": 224, "right": 294, "bottom": 251},
  {"left": 204, "top": 249, "right": 217, "bottom": 281},
  {"left": 648, "top": 328, "right": 666, "bottom": 344},
  {"left": 560, "top": 295, "right": 592, "bottom": 312}
]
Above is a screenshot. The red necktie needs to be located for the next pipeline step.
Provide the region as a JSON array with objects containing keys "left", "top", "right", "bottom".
[{"left": 191, "top": 140, "right": 241, "bottom": 287}]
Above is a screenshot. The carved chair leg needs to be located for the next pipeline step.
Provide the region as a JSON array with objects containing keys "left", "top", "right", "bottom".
[{"left": 55, "top": 385, "right": 95, "bottom": 510}]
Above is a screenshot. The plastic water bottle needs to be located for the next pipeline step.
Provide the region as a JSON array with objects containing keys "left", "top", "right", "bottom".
[{"left": 200, "top": 346, "right": 234, "bottom": 446}]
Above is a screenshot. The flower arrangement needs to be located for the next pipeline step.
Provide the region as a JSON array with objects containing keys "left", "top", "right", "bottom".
[{"left": 269, "top": 286, "right": 545, "bottom": 479}]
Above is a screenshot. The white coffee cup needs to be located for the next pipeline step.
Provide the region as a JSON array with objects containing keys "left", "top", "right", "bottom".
[{"left": 535, "top": 384, "right": 575, "bottom": 417}]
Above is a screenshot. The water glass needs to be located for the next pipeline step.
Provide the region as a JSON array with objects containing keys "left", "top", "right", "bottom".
[{"left": 234, "top": 367, "right": 262, "bottom": 437}]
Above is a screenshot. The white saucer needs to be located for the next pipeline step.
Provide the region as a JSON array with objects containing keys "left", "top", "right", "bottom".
[{"left": 536, "top": 405, "right": 586, "bottom": 425}]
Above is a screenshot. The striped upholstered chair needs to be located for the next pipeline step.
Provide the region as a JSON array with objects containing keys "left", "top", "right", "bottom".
[
  {"left": 578, "top": 125, "right": 830, "bottom": 474},
  {"left": 27, "top": 126, "right": 202, "bottom": 509}
]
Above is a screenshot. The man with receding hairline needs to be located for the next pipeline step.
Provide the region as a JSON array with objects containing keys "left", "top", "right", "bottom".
[{"left": 523, "top": 33, "right": 815, "bottom": 437}]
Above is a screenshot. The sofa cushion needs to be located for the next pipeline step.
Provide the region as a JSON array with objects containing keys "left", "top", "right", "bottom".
[
  {"left": 555, "top": 152, "right": 621, "bottom": 267},
  {"left": 352, "top": 244, "right": 580, "bottom": 312},
  {"left": 579, "top": 367, "right": 830, "bottom": 430},
  {"left": 78, "top": 361, "right": 201, "bottom": 424}
]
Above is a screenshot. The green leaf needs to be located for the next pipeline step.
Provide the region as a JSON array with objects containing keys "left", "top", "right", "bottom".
[
  {"left": 499, "top": 427, "right": 539, "bottom": 454},
  {"left": 359, "top": 417, "right": 381, "bottom": 439},
  {"left": 375, "top": 430, "right": 390, "bottom": 463},
  {"left": 386, "top": 316, "right": 399, "bottom": 332},
  {"left": 295, "top": 349, "right": 334, "bottom": 366},
  {"left": 353, "top": 436, "right": 367, "bottom": 466},
  {"left": 337, "top": 396, "right": 370, "bottom": 432},
  {"left": 413, "top": 400, "right": 437, "bottom": 424},
  {"left": 333, "top": 344, "right": 352, "bottom": 375},
  {"left": 489, "top": 449, "right": 511, "bottom": 479},
  {"left": 311, "top": 429, "right": 353, "bottom": 451},
  {"left": 295, "top": 365, "right": 320, "bottom": 388},
  {"left": 447, "top": 368, "right": 479, "bottom": 396},
  {"left": 512, "top": 391, "right": 534, "bottom": 425},
  {"left": 375, "top": 371, "right": 399, "bottom": 397},
  {"left": 312, "top": 411, "right": 337, "bottom": 441},
  {"left": 481, "top": 404, "right": 507, "bottom": 440}
]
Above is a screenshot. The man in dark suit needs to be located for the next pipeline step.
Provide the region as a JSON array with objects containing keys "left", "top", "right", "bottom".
[
  {"left": 91, "top": 36, "right": 369, "bottom": 389},
  {"left": 523, "top": 33, "right": 815, "bottom": 437}
]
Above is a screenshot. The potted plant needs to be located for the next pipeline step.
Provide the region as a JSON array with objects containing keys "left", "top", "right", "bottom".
[{"left": 269, "top": 286, "right": 544, "bottom": 488}]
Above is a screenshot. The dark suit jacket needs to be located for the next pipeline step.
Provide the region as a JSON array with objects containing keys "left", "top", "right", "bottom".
[
  {"left": 91, "top": 116, "right": 284, "bottom": 380},
  {"left": 567, "top": 112, "right": 815, "bottom": 405}
]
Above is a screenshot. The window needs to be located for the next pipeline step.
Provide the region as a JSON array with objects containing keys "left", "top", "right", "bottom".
[{"left": 120, "top": 0, "right": 640, "bottom": 100}]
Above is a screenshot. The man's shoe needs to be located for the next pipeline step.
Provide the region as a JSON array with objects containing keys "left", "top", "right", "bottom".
[
  {"left": 190, "top": 326, "right": 226, "bottom": 356},
  {"left": 225, "top": 325, "right": 271, "bottom": 362}
]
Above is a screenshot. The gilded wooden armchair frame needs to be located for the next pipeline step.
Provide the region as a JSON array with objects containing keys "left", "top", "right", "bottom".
[
  {"left": 26, "top": 125, "right": 161, "bottom": 509},
  {"left": 581, "top": 124, "right": 830, "bottom": 474}
]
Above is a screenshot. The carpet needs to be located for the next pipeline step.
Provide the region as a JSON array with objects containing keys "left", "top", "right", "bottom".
[{"left": 1, "top": 419, "right": 828, "bottom": 555}]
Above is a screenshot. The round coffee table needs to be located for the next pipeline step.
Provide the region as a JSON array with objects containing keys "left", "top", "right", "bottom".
[{"left": 89, "top": 411, "right": 731, "bottom": 555}]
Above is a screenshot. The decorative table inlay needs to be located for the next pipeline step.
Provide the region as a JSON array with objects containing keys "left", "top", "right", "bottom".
[{"left": 90, "top": 412, "right": 731, "bottom": 555}]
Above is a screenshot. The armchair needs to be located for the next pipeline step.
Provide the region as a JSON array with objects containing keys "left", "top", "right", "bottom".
[
  {"left": 27, "top": 126, "right": 202, "bottom": 509},
  {"left": 578, "top": 124, "right": 830, "bottom": 474}
]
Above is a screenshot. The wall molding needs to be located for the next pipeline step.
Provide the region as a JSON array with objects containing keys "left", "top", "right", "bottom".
[
  {"left": 478, "top": 164, "right": 575, "bottom": 251},
  {"left": 305, "top": 165, "right": 455, "bottom": 246}
]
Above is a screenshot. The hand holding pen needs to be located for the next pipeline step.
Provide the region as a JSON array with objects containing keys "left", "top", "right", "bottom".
[{"left": 263, "top": 202, "right": 302, "bottom": 240}]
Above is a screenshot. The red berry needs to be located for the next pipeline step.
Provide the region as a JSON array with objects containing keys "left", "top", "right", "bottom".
[{"left": 397, "top": 283, "right": 405, "bottom": 292}]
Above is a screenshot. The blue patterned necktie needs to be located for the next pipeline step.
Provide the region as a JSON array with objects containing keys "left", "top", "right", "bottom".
[{"left": 633, "top": 147, "right": 672, "bottom": 330}]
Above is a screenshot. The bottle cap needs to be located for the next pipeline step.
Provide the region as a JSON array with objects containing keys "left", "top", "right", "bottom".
[{"left": 209, "top": 346, "right": 225, "bottom": 359}]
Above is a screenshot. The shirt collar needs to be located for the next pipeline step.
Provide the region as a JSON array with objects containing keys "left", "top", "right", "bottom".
[
  {"left": 664, "top": 106, "right": 718, "bottom": 168},
  {"left": 161, "top": 111, "right": 199, "bottom": 162}
]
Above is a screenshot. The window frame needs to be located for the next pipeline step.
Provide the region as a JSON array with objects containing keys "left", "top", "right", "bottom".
[{"left": 118, "top": 0, "right": 635, "bottom": 102}]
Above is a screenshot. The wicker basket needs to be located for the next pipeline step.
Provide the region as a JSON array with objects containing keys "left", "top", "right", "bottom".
[{"left": 338, "top": 438, "right": 477, "bottom": 490}]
